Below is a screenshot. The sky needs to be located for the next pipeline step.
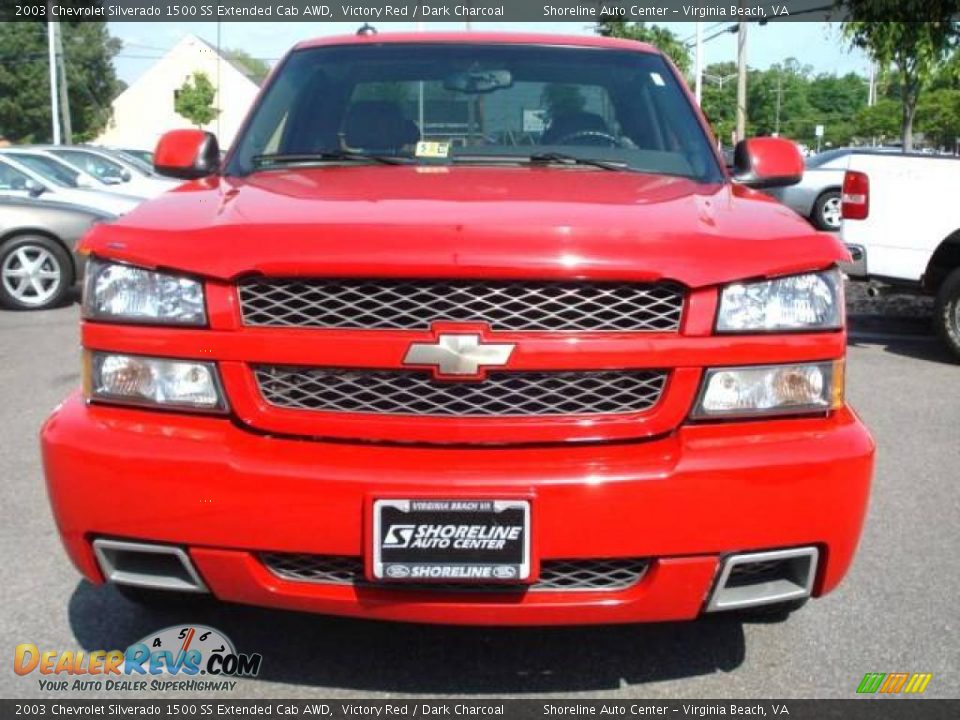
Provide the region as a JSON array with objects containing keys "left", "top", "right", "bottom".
[{"left": 108, "top": 21, "right": 870, "bottom": 86}]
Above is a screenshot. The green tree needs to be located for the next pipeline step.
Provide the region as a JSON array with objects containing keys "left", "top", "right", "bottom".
[
  {"left": 0, "top": 21, "right": 121, "bottom": 143},
  {"left": 595, "top": 19, "right": 691, "bottom": 76},
  {"left": 700, "top": 62, "right": 738, "bottom": 144},
  {"left": 174, "top": 71, "right": 219, "bottom": 128},
  {"left": 223, "top": 48, "right": 270, "bottom": 85},
  {"left": 853, "top": 98, "right": 901, "bottom": 143},
  {"left": 916, "top": 89, "right": 960, "bottom": 149},
  {"left": 842, "top": 7, "right": 960, "bottom": 150},
  {"left": 701, "top": 58, "right": 870, "bottom": 149}
]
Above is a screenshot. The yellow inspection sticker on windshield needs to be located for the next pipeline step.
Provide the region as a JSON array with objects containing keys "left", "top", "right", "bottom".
[{"left": 416, "top": 141, "right": 450, "bottom": 159}]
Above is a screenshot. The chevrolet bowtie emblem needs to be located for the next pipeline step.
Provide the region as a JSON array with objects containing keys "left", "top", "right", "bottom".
[{"left": 404, "top": 334, "right": 515, "bottom": 378}]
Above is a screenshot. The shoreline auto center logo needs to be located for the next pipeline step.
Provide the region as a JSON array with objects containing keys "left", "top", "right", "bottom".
[
  {"left": 857, "top": 672, "right": 933, "bottom": 695},
  {"left": 383, "top": 522, "right": 523, "bottom": 551},
  {"left": 14, "top": 625, "right": 262, "bottom": 693}
]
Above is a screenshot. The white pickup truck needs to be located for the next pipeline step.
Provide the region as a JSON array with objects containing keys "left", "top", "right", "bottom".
[{"left": 841, "top": 151, "right": 960, "bottom": 359}]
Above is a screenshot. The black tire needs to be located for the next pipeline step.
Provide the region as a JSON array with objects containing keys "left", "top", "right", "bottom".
[
  {"left": 0, "top": 234, "right": 74, "bottom": 310},
  {"left": 811, "top": 190, "right": 842, "bottom": 231},
  {"left": 115, "top": 584, "right": 210, "bottom": 608},
  {"left": 934, "top": 267, "right": 960, "bottom": 361}
]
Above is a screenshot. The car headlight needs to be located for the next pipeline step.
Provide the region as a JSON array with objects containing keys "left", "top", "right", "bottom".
[
  {"left": 84, "top": 352, "right": 226, "bottom": 412},
  {"left": 692, "top": 361, "right": 843, "bottom": 419},
  {"left": 717, "top": 268, "right": 842, "bottom": 332},
  {"left": 83, "top": 258, "right": 206, "bottom": 325}
]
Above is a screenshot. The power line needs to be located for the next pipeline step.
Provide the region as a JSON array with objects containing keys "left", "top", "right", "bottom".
[{"left": 681, "top": 22, "right": 726, "bottom": 45}]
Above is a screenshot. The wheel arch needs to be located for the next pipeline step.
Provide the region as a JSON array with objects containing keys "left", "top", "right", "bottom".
[
  {"left": 922, "top": 230, "right": 960, "bottom": 295},
  {"left": 811, "top": 186, "right": 841, "bottom": 210},
  {"left": 807, "top": 187, "right": 842, "bottom": 230},
  {"left": 0, "top": 228, "right": 77, "bottom": 284}
]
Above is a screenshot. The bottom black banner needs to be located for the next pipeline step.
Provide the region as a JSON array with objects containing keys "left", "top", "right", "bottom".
[{"left": 2, "top": 700, "right": 957, "bottom": 720}]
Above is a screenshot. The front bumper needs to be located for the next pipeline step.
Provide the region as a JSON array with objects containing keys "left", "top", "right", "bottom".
[
  {"left": 41, "top": 392, "right": 874, "bottom": 625},
  {"left": 842, "top": 244, "right": 868, "bottom": 278}
]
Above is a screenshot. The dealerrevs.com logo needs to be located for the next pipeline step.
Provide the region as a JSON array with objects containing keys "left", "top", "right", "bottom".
[
  {"left": 14, "top": 625, "right": 262, "bottom": 693},
  {"left": 857, "top": 672, "right": 933, "bottom": 695}
]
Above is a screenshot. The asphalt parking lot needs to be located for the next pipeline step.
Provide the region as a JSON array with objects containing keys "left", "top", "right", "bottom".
[{"left": 1, "top": 292, "right": 958, "bottom": 700}]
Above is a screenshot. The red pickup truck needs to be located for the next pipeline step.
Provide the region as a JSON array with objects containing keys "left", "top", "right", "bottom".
[{"left": 40, "top": 32, "right": 874, "bottom": 625}]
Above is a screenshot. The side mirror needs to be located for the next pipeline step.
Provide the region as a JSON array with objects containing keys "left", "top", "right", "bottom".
[
  {"left": 154, "top": 129, "right": 220, "bottom": 180},
  {"left": 120, "top": 169, "right": 132, "bottom": 182},
  {"left": 732, "top": 137, "right": 804, "bottom": 189},
  {"left": 24, "top": 179, "right": 45, "bottom": 198}
]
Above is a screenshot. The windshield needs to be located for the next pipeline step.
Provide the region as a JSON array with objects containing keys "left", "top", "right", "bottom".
[
  {"left": 110, "top": 150, "right": 154, "bottom": 176},
  {"left": 9, "top": 154, "right": 79, "bottom": 188},
  {"left": 51, "top": 149, "right": 125, "bottom": 182},
  {"left": 805, "top": 148, "right": 850, "bottom": 169},
  {"left": 227, "top": 43, "right": 723, "bottom": 182}
]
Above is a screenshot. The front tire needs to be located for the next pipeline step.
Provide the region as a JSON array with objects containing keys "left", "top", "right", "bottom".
[
  {"left": 934, "top": 268, "right": 960, "bottom": 361},
  {"left": 0, "top": 234, "right": 73, "bottom": 310},
  {"left": 811, "top": 190, "right": 842, "bottom": 231}
]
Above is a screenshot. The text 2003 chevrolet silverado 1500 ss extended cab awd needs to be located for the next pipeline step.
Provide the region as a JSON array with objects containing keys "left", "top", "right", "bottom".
[{"left": 40, "top": 33, "right": 874, "bottom": 625}]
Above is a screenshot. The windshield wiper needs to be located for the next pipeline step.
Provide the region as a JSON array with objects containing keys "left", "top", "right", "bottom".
[
  {"left": 251, "top": 150, "right": 411, "bottom": 167},
  {"left": 527, "top": 152, "right": 628, "bottom": 172}
]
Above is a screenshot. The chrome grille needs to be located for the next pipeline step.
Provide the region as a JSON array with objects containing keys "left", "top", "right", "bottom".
[
  {"left": 238, "top": 279, "right": 684, "bottom": 332},
  {"left": 254, "top": 367, "right": 667, "bottom": 417},
  {"left": 260, "top": 554, "right": 649, "bottom": 592}
]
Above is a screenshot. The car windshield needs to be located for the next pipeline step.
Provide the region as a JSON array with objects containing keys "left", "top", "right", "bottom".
[
  {"left": 8, "top": 154, "right": 79, "bottom": 188},
  {"left": 51, "top": 149, "right": 126, "bottom": 182},
  {"left": 0, "top": 160, "right": 41, "bottom": 191},
  {"left": 109, "top": 150, "right": 154, "bottom": 176},
  {"left": 227, "top": 43, "right": 723, "bottom": 183},
  {"left": 805, "top": 148, "right": 850, "bottom": 169}
]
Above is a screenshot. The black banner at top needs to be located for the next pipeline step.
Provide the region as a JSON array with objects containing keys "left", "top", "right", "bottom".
[
  {"left": 0, "top": 700, "right": 958, "bottom": 719},
  {"left": 2, "top": 0, "right": 959, "bottom": 23}
]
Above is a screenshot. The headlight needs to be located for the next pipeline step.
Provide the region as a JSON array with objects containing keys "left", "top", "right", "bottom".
[
  {"left": 717, "top": 269, "right": 842, "bottom": 332},
  {"left": 83, "top": 258, "right": 206, "bottom": 325},
  {"left": 84, "top": 352, "right": 226, "bottom": 412},
  {"left": 692, "top": 361, "right": 843, "bottom": 419}
]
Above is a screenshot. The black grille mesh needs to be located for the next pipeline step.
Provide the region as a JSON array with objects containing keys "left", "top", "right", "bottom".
[
  {"left": 254, "top": 367, "right": 667, "bottom": 417},
  {"left": 260, "top": 553, "right": 650, "bottom": 592},
  {"left": 239, "top": 279, "right": 684, "bottom": 332}
]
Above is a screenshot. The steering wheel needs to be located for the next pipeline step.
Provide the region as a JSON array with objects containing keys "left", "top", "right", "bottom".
[{"left": 551, "top": 130, "right": 624, "bottom": 147}]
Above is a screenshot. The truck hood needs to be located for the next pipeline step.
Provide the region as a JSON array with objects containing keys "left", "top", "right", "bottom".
[{"left": 81, "top": 165, "right": 847, "bottom": 288}]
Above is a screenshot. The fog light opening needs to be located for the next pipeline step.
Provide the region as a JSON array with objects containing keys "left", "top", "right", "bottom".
[
  {"left": 92, "top": 539, "right": 208, "bottom": 593},
  {"left": 706, "top": 547, "right": 818, "bottom": 613}
]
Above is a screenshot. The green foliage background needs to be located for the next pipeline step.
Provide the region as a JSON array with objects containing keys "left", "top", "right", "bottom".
[
  {"left": 0, "top": 18, "right": 957, "bottom": 153},
  {"left": 598, "top": 19, "right": 960, "bottom": 152},
  {"left": 0, "top": 22, "right": 121, "bottom": 143}
]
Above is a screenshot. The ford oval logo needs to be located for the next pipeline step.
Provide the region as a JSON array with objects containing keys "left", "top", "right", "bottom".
[
  {"left": 493, "top": 566, "right": 517, "bottom": 579},
  {"left": 386, "top": 565, "right": 411, "bottom": 578}
]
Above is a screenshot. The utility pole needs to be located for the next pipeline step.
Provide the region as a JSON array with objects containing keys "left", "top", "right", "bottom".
[
  {"left": 774, "top": 74, "right": 781, "bottom": 136},
  {"left": 216, "top": 22, "right": 222, "bottom": 139},
  {"left": 867, "top": 62, "right": 876, "bottom": 107},
  {"left": 694, "top": 22, "right": 703, "bottom": 106},
  {"left": 735, "top": 20, "right": 748, "bottom": 143},
  {"left": 47, "top": 17, "right": 60, "bottom": 145},
  {"left": 54, "top": 21, "right": 72, "bottom": 144},
  {"left": 416, "top": 21, "right": 424, "bottom": 136}
]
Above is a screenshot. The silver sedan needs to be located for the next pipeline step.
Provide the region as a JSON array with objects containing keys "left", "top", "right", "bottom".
[
  {"left": 765, "top": 148, "right": 850, "bottom": 231},
  {"left": 0, "top": 197, "right": 113, "bottom": 310}
]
